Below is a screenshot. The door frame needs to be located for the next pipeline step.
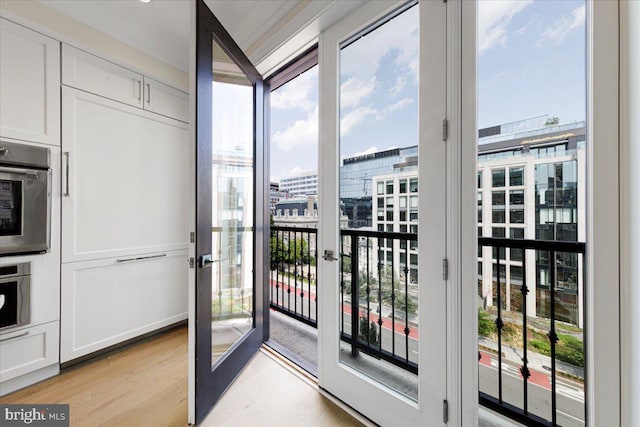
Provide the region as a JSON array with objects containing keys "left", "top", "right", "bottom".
[
  {"left": 194, "top": 0, "right": 268, "bottom": 423},
  {"left": 317, "top": 1, "right": 448, "bottom": 425}
]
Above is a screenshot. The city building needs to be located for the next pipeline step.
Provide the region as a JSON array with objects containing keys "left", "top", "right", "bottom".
[
  {"left": 477, "top": 118, "right": 586, "bottom": 327},
  {"left": 279, "top": 170, "right": 318, "bottom": 197},
  {"left": 269, "top": 181, "right": 289, "bottom": 215},
  {"left": 366, "top": 117, "right": 586, "bottom": 327},
  {"left": 340, "top": 146, "right": 418, "bottom": 228}
]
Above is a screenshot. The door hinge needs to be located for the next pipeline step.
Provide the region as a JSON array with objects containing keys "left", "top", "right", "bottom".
[
  {"left": 442, "top": 258, "right": 449, "bottom": 281},
  {"left": 442, "top": 118, "right": 449, "bottom": 141},
  {"left": 443, "top": 399, "right": 449, "bottom": 423},
  {"left": 188, "top": 257, "right": 195, "bottom": 269},
  {"left": 190, "top": 232, "right": 195, "bottom": 243}
]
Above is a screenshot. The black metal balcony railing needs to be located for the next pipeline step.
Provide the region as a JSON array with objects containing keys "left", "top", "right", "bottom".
[
  {"left": 478, "top": 237, "right": 586, "bottom": 427},
  {"left": 269, "top": 226, "right": 419, "bottom": 375},
  {"left": 340, "top": 229, "right": 419, "bottom": 375},
  {"left": 269, "top": 226, "right": 318, "bottom": 327}
]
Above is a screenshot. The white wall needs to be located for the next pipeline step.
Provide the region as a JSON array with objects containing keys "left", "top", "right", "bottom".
[
  {"left": 0, "top": 0, "right": 188, "bottom": 91},
  {"left": 620, "top": 1, "right": 640, "bottom": 425}
]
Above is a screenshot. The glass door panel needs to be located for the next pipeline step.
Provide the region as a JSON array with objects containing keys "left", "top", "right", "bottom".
[
  {"left": 338, "top": 3, "right": 420, "bottom": 401},
  {"left": 210, "top": 40, "right": 254, "bottom": 365}
]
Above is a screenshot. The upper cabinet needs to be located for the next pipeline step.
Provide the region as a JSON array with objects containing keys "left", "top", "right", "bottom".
[
  {"left": 143, "top": 77, "right": 189, "bottom": 123},
  {"left": 0, "top": 18, "right": 60, "bottom": 146},
  {"left": 62, "top": 45, "right": 188, "bottom": 123},
  {"left": 62, "top": 45, "right": 144, "bottom": 108}
]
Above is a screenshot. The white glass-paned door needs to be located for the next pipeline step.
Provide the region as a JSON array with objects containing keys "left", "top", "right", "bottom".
[{"left": 318, "top": 1, "right": 448, "bottom": 425}]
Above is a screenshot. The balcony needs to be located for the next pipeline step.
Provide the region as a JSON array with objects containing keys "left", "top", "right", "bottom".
[{"left": 270, "top": 225, "right": 586, "bottom": 426}]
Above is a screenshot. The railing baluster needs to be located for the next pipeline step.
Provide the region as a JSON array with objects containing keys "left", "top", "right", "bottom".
[
  {"left": 294, "top": 231, "right": 298, "bottom": 316},
  {"left": 520, "top": 251, "right": 530, "bottom": 414},
  {"left": 496, "top": 246, "right": 504, "bottom": 405},
  {"left": 549, "top": 249, "right": 558, "bottom": 426},
  {"left": 340, "top": 234, "right": 345, "bottom": 337},
  {"left": 287, "top": 230, "right": 291, "bottom": 312},
  {"left": 404, "top": 239, "right": 410, "bottom": 363},
  {"left": 350, "top": 234, "right": 359, "bottom": 358},
  {"left": 377, "top": 237, "right": 383, "bottom": 351},
  {"left": 366, "top": 237, "right": 371, "bottom": 346},
  {"left": 391, "top": 245, "right": 396, "bottom": 359}
]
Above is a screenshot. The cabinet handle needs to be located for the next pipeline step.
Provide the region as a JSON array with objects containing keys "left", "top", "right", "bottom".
[
  {"left": 0, "top": 330, "right": 29, "bottom": 342},
  {"left": 137, "top": 80, "right": 142, "bottom": 101},
  {"left": 64, "top": 152, "right": 70, "bottom": 197},
  {"left": 146, "top": 83, "right": 151, "bottom": 104},
  {"left": 116, "top": 253, "right": 166, "bottom": 263}
]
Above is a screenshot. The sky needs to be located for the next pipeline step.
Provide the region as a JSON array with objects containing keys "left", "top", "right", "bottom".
[{"left": 269, "top": 0, "right": 586, "bottom": 183}]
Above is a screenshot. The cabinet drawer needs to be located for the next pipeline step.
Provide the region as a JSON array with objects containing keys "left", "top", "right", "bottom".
[
  {"left": 0, "top": 18, "right": 60, "bottom": 146},
  {"left": 144, "top": 77, "right": 189, "bottom": 123},
  {"left": 62, "top": 44, "right": 143, "bottom": 107},
  {"left": 0, "top": 321, "right": 59, "bottom": 383},
  {"left": 61, "top": 250, "right": 188, "bottom": 363}
]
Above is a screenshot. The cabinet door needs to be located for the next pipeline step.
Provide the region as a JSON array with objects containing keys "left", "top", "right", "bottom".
[
  {"left": 62, "top": 44, "right": 144, "bottom": 108},
  {"left": 143, "top": 77, "right": 189, "bottom": 123},
  {"left": 61, "top": 87, "right": 190, "bottom": 262},
  {"left": 0, "top": 321, "right": 59, "bottom": 384},
  {"left": 0, "top": 18, "right": 60, "bottom": 146},
  {"left": 60, "top": 251, "right": 188, "bottom": 363}
]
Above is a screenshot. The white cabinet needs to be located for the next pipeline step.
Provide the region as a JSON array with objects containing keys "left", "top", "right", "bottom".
[
  {"left": 0, "top": 322, "right": 59, "bottom": 385},
  {"left": 0, "top": 18, "right": 60, "bottom": 146},
  {"left": 60, "top": 251, "right": 188, "bottom": 363},
  {"left": 61, "top": 87, "right": 190, "bottom": 263},
  {"left": 144, "top": 77, "right": 189, "bottom": 123},
  {"left": 62, "top": 44, "right": 144, "bottom": 108},
  {"left": 61, "top": 44, "right": 189, "bottom": 122}
]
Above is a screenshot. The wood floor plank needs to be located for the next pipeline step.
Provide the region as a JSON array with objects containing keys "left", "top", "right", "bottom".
[{"left": 1, "top": 326, "right": 362, "bottom": 427}]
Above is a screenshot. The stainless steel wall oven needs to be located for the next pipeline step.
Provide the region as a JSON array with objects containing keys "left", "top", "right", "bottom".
[
  {"left": 0, "top": 262, "right": 30, "bottom": 331},
  {"left": 0, "top": 141, "right": 51, "bottom": 256}
]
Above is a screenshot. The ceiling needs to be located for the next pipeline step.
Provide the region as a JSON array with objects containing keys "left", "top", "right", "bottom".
[{"left": 39, "top": 0, "right": 366, "bottom": 77}]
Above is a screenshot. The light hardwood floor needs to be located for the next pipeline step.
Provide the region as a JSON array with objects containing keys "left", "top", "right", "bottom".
[
  {"left": 1, "top": 326, "right": 363, "bottom": 427},
  {"left": 1, "top": 326, "right": 189, "bottom": 426}
]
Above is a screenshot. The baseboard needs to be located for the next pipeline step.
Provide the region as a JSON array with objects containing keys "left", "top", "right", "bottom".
[
  {"left": 60, "top": 320, "right": 187, "bottom": 370},
  {"left": 0, "top": 364, "right": 59, "bottom": 397}
]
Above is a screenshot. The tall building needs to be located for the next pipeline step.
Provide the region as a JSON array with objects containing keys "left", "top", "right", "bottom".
[
  {"left": 340, "top": 146, "right": 418, "bottom": 228},
  {"left": 364, "top": 117, "right": 586, "bottom": 326},
  {"left": 279, "top": 170, "right": 318, "bottom": 197}
]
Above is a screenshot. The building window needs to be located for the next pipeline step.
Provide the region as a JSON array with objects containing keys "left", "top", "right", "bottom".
[
  {"left": 386, "top": 180, "right": 394, "bottom": 194},
  {"left": 409, "top": 178, "right": 418, "bottom": 193},
  {"left": 399, "top": 180, "right": 407, "bottom": 193},
  {"left": 378, "top": 197, "right": 384, "bottom": 208},
  {"left": 477, "top": 171, "right": 483, "bottom": 188},
  {"left": 492, "top": 191, "right": 505, "bottom": 206},
  {"left": 377, "top": 182, "right": 384, "bottom": 195},
  {"left": 492, "top": 169, "right": 505, "bottom": 187},
  {"left": 509, "top": 167, "right": 524, "bottom": 186}
]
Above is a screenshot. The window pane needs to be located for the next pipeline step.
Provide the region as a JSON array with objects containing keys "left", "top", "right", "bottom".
[
  {"left": 509, "top": 167, "right": 524, "bottom": 186},
  {"left": 492, "top": 169, "right": 505, "bottom": 187}
]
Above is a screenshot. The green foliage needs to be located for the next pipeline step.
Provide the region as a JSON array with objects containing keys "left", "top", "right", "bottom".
[
  {"left": 269, "top": 235, "right": 287, "bottom": 270},
  {"left": 528, "top": 332, "right": 584, "bottom": 368},
  {"left": 556, "top": 334, "right": 584, "bottom": 367},
  {"left": 356, "top": 267, "right": 417, "bottom": 316},
  {"left": 478, "top": 309, "right": 496, "bottom": 337},
  {"left": 360, "top": 316, "right": 379, "bottom": 345}
]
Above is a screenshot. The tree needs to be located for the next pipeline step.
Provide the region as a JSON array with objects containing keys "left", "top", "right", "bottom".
[
  {"left": 360, "top": 316, "right": 379, "bottom": 345},
  {"left": 544, "top": 116, "right": 559, "bottom": 126},
  {"left": 269, "top": 234, "right": 287, "bottom": 270},
  {"left": 287, "top": 238, "right": 311, "bottom": 264}
]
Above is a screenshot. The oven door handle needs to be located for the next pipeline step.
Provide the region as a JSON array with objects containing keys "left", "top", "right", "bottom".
[{"left": 0, "top": 166, "right": 41, "bottom": 177}]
